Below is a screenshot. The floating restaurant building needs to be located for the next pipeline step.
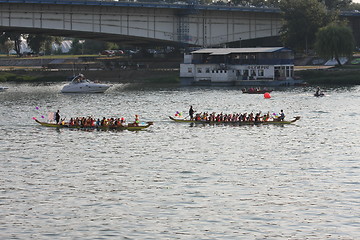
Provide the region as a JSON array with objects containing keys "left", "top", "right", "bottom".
[{"left": 180, "top": 47, "right": 304, "bottom": 86}]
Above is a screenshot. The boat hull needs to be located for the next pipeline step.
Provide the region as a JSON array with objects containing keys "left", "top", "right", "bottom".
[
  {"left": 35, "top": 119, "right": 153, "bottom": 131},
  {"left": 169, "top": 116, "right": 300, "bottom": 125},
  {"left": 0, "top": 86, "right": 9, "bottom": 91},
  {"left": 61, "top": 83, "right": 111, "bottom": 93},
  {"left": 242, "top": 89, "right": 273, "bottom": 94}
]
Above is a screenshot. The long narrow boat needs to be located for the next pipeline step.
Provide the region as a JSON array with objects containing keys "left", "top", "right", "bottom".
[
  {"left": 169, "top": 116, "right": 300, "bottom": 125},
  {"left": 35, "top": 119, "right": 153, "bottom": 131},
  {"left": 242, "top": 88, "right": 273, "bottom": 94}
]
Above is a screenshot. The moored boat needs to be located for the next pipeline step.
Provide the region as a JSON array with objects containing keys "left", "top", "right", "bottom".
[
  {"left": 169, "top": 116, "right": 300, "bottom": 125},
  {"left": 35, "top": 119, "right": 153, "bottom": 131}
]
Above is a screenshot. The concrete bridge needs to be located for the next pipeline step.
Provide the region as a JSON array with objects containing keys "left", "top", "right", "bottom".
[{"left": 0, "top": 0, "right": 359, "bottom": 47}]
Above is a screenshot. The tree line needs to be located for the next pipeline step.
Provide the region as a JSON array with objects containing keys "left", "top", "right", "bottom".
[
  {"left": 1, "top": 0, "right": 359, "bottom": 65},
  {"left": 0, "top": 33, "right": 120, "bottom": 56}
]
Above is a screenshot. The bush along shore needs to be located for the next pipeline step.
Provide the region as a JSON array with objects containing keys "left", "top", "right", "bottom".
[
  {"left": 1, "top": 64, "right": 360, "bottom": 85},
  {"left": 0, "top": 72, "right": 66, "bottom": 82},
  {"left": 0, "top": 69, "right": 180, "bottom": 85},
  {"left": 296, "top": 65, "right": 360, "bottom": 85}
]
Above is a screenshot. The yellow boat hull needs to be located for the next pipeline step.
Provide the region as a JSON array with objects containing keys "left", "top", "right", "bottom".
[
  {"left": 35, "top": 119, "right": 153, "bottom": 131},
  {"left": 169, "top": 116, "right": 300, "bottom": 125}
]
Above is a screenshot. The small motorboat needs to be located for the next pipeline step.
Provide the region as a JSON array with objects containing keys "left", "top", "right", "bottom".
[
  {"left": 61, "top": 74, "right": 111, "bottom": 93},
  {"left": 0, "top": 86, "right": 9, "bottom": 92}
]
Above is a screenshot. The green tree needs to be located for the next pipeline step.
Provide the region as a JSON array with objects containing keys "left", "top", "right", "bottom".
[
  {"left": 0, "top": 32, "right": 22, "bottom": 55},
  {"left": 27, "top": 34, "right": 47, "bottom": 54},
  {"left": 315, "top": 22, "right": 355, "bottom": 66},
  {"left": 229, "top": 0, "right": 280, "bottom": 7},
  {"left": 0, "top": 39, "right": 14, "bottom": 55},
  {"left": 84, "top": 40, "right": 119, "bottom": 54},
  {"left": 280, "top": 0, "right": 329, "bottom": 53},
  {"left": 322, "top": 0, "right": 351, "bottom": 10},
  {"left": 70, "top": 38, "right": 83, "bottom": 55},
  {"left": 27, "top": 34, "right": 63, "bottom": 54}
]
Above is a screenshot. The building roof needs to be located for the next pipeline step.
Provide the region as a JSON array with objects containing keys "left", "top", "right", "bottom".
[{"left": 191, "top": 47, "right": 289, "bottom": 55}]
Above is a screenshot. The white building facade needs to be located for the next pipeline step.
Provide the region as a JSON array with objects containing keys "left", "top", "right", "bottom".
[{"left": 180, "top": 47, "right": 303, "bottom": 86}]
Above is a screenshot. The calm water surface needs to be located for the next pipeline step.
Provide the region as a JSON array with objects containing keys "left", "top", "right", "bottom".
[{"left": 1, "top": 82, "right": 359, "bottom": 239}]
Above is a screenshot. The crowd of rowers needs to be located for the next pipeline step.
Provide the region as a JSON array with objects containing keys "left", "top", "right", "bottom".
[
  {"left": 190, "top": 110, "right": 285, "bottom": 122},
  {"left": 61, "top": 115, "right": 140, "bottom": 127}
]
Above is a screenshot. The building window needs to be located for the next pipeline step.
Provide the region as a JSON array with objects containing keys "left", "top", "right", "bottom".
[
  {"left": 258, "top": 69, "right": 264, "bottom": 76},
  {"left": 188, "top": 68, "right": 192, "bottom": 73},
  {"left": 205, "top": 68, "right": 210, "bottom": 73},
  {"left": 197, "top": 68, "right": 202, "bottom": 73}
]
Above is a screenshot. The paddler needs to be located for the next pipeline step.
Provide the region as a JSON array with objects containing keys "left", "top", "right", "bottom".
[
  {"left": 279, "top": 110, "right": 285, "bottom": 121},
  {"left": 55, "top": 110, "right": 60, "bottom": 124},
  {"left": 189, "top": 106, "right": 195, "bottom": 120},
  {"left": 134, "top": 115, "right": 139, "bottom": 126}
]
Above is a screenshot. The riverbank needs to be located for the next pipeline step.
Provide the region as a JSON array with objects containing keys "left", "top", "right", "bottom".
[
  {"left": 295, "top": 65, "right": 360, "bottom": 85},
  {"left": 0, "top": 69, "right": 180, "bottom": 84},
  {"left": 0, "top": 54, "right": 181, "bottom": 85},
  {"left": 1, "top": 55, "right": 360, "bottom": 85}
]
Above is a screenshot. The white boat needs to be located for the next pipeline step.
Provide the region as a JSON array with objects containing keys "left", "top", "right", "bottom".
[
  {"left": 61, "top": 74, "right": 111, "bottom": 93},
  {"left": 0, "top": 86, "right": 9, "bottom": 91}
]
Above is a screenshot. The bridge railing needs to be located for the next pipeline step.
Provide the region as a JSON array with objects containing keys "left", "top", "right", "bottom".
[{"left": 0, "top": 0, "right": 281, "bottom": 13}]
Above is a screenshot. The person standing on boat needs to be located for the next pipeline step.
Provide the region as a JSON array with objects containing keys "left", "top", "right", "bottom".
[
  {"left": 55, "top": 110, "right": 60, "bottom": 124},
  {"left": 279, "top": 110, "right": 285, "bottom": 121},
  {"left": 189, "top": 106, "right": 195, "bottom": 120}
]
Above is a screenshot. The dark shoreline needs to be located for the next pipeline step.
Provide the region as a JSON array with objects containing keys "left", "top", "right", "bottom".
[{"left": 1, "top": 60, "right": 360, "bottom": 85}]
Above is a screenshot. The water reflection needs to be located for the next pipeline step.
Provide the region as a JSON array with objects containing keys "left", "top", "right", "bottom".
[{"left": 1, "top": 83, "right": 360, "bottom": 239}]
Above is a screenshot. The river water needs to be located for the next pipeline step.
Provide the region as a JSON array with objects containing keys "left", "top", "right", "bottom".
[{"left": 1, "top": 82, "right": 359, "bottom": 239}]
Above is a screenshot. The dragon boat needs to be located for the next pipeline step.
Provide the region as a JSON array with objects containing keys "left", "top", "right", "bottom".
[
  {"left": 242, "top": 88, "right": 273, "bottom": 94},
  {"left": 35, "top": 119, "right": 153, "bottom": 131},
  {"left": 169, "top": 116, "right": 300, "bottom": 125}
]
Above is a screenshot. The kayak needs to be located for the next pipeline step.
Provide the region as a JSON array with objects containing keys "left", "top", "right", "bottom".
[
  {"left": 35, "top": 119, "right": 153, "bottom": 131},
  {"left": 314, "top": 93, "right": 325, "bottom": 97},
  {"left": 169, "top": 116, "right": 300, "bottom": 125}
]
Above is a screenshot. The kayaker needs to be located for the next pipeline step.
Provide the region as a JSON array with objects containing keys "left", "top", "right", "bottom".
[
  {"left": 189, "top": 106, "right": 195, "bottom": 119},
  {"left": 55, "top": 110, "right": 60, "bottom": 124},
  {"left": 315, "top": 87, "right": 324, "bottom": 97}
]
